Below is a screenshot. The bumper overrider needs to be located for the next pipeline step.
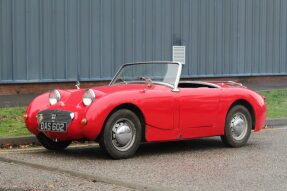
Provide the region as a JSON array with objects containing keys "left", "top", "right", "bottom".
[{"left": 26, "top": 109, "right": 97, "bottom": 141}]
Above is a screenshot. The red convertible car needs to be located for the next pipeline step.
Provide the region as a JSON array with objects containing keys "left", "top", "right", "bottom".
[{"left": 24, "top": 62, "right": 266, "bottom": 159}]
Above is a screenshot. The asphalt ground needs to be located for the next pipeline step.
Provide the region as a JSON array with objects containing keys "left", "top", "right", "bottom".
[{"left": 0, "top": 127, "right": 287, "bottom": 191}]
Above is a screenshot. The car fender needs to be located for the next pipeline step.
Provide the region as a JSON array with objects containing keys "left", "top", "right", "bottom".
[
  {"left": 221, "top": 88, "right": 266, "bottom": 131},
  {"left": 25, "top": 90, "right": 72, "bottom": 135},
  {"left": 83, "top": 91, "right": 142, "bottom": 140}
]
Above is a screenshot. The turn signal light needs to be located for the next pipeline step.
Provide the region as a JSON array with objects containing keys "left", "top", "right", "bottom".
[
  {"left": 81, "top": 118, "right": 88, "bottom": 126},
  {"left": 22, "top": 113, "right": 28, "bottom": 120}
]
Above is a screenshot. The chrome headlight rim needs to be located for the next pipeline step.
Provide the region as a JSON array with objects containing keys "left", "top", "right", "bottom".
[
  {"left": 83, "top": 89, "right": 96, "bottom": 106},
  {"left": 49, "top": 89, "right": 61, "bottom": 105}
]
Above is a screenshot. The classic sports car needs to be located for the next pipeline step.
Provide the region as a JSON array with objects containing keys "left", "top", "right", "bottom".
[{"left": 24, "top": 61, "right": 266, "bottom": 159}]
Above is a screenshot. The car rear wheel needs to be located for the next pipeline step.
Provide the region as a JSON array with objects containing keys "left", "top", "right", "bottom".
[
  {"left": 37, "top": 133, "right": 71, "bottom": 151},
  {"left": 221, "top": 105, "right": 252, "bottom": 147},
  {"left": 99, "top": 109, "right": 142, "bottom": 159}
]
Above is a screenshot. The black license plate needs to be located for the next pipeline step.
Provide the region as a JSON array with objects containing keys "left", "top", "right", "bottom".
[{"left": 39, "top": 122, "right": 67, "bottom": 133}]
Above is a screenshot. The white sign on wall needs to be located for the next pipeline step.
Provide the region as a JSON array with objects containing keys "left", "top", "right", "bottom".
[{"left": 172, "top": 46, "right": 185, "bottom": 65}]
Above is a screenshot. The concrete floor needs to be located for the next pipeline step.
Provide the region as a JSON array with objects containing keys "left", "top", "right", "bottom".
[{"left": 0, "top": 128, "right": 286, "bottom": 191}]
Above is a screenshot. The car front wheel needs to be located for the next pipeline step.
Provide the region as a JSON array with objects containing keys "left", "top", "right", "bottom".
[
  {"left": 99, "top": 109, "right": 142, "bottom": 159},
  {"left": 221, "top": 105, "right": 252, "bottom": 147},
  {"left": 37, "top": 133, "right": 71, "bottom": 151}
]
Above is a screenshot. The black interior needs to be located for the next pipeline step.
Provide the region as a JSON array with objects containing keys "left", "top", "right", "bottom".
[{"left": 178, "top": 82, "right": 217, "bottom": 88}]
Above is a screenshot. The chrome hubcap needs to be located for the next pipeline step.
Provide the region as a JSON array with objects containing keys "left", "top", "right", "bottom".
[
  {"left": 230, "top": 112, "right": 248, "bottom": 141},
  {"left": 111, "top": 118, "right": 136, "bottom": 151}
]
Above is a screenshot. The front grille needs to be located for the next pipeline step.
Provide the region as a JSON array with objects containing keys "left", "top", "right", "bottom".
[{"left": 37, "top": 110, "right": 72, "bottom": 125}]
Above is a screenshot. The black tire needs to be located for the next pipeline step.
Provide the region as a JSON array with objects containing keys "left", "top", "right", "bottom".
[
  {"left": 98, "top": 140, "right": 108, "bottom": 153},
  {"left": 221, "top": 105, "right": 252, "bottom": 147},
  {"left": 99, "top": 109, "right": 142, "bottom": 159},
  {"left": 37, "top": 133, "right": 71, "bottom": 151}
]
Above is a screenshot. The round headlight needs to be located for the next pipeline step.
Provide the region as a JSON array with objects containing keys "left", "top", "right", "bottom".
[
  {"left": 83, "top": 89, "right": 95, "bottom": 106},
  {"left": 49, "top": 89, "right": 61, "bottom": 105}
]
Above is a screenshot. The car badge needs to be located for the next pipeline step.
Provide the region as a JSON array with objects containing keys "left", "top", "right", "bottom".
[{"left": 51, "top": 114, "right": 57, "bottom": 120}]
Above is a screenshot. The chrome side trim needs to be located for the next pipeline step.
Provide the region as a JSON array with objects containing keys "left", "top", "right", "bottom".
[
  {"left": 210, "top": 81, "right": 244, "bottom": 87},
  {"left": 179, "top": 81, "right": 221, "bottom": 88}
]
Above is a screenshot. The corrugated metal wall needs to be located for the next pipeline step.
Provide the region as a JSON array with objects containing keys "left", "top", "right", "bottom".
[{"left": 1, "top": 0, "right": 287, "bottom": 84}]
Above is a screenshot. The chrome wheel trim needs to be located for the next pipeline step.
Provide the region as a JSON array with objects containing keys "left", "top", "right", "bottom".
[
  {"left": 111, "top": 118, "right": 136, "bottom": 152},
  {"left": 230, "top": 112, "right": 248, "bottom": 141}
]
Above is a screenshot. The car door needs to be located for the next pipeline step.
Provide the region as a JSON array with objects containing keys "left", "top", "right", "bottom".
[
  {"left": 139, "top": 85, "right": 179, "bottom": 141},
  {"left": 178, "top": 87, "right": 222, "bottom": 138}
]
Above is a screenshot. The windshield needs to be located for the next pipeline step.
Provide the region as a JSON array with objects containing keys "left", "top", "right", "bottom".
[{"left": 110, "top": 62, "right": 180, "bottom": 88}]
